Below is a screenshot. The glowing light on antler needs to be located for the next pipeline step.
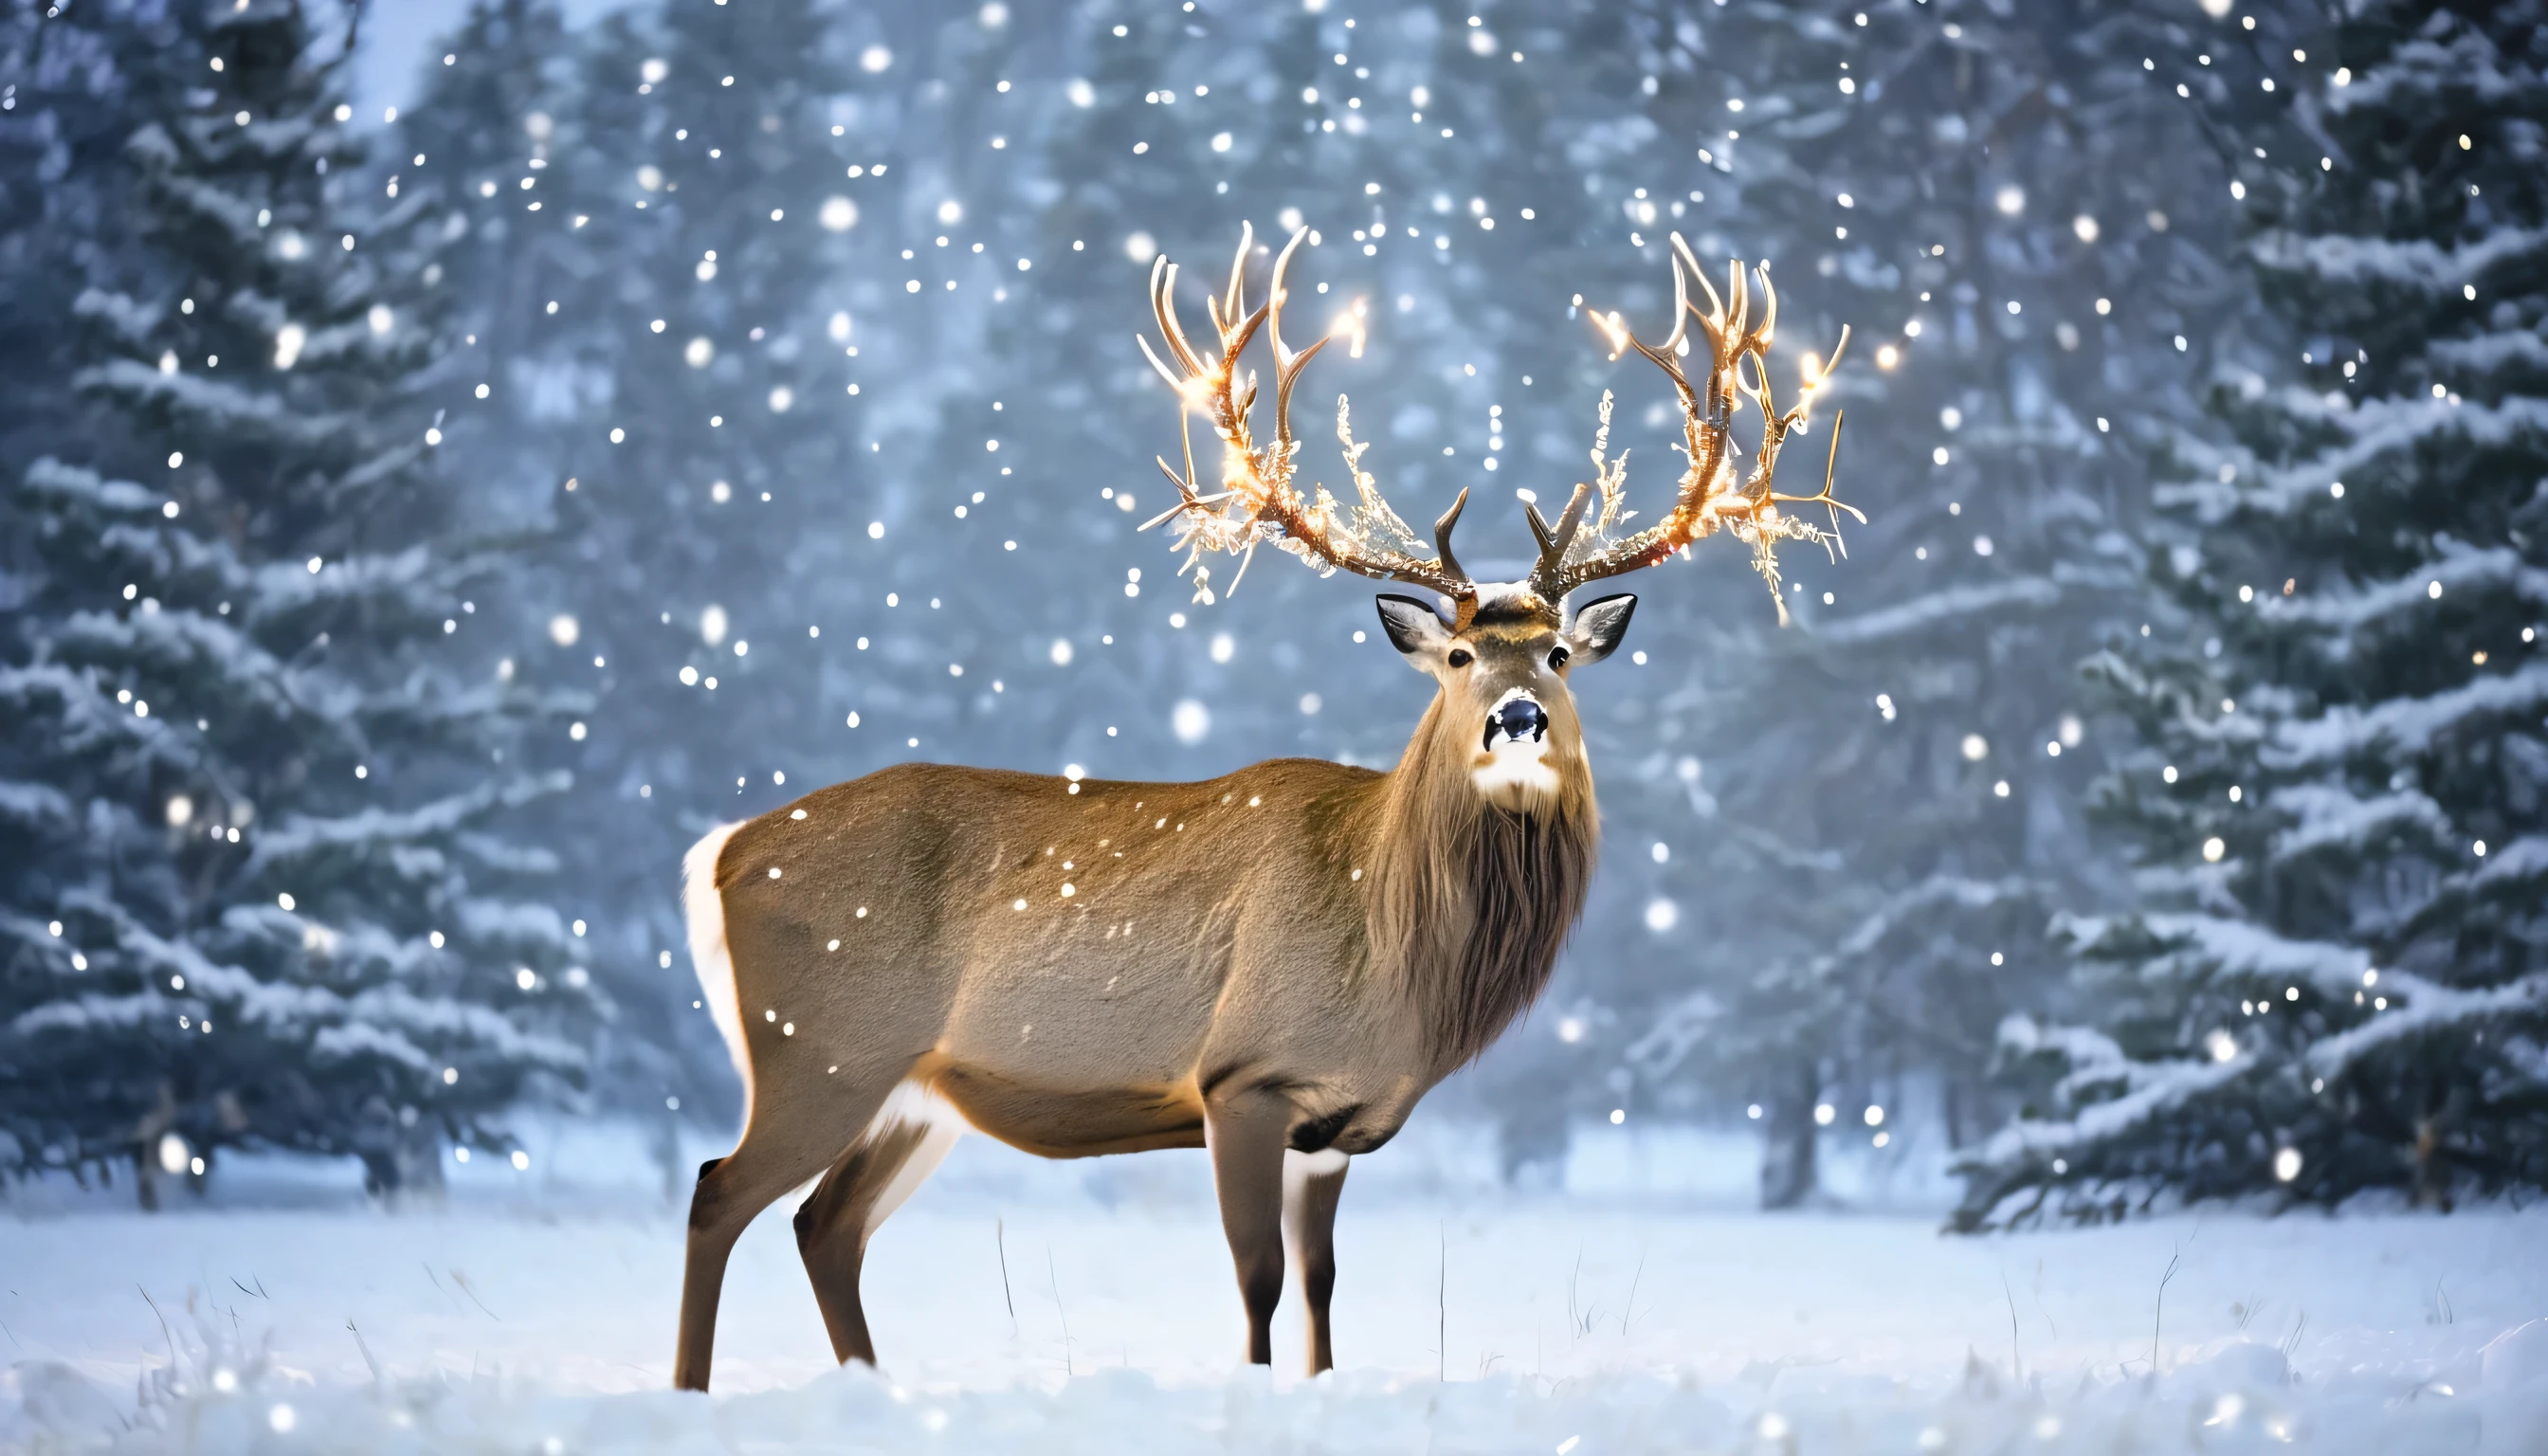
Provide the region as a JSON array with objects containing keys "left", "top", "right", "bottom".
[
  {"left": 1529, "top": 231, "right": 1863, "bottom": 622},
  {"left": 1136, "top": 226, "right": 1474, "bottom": 612},
  {"left": 1332, "top": 308, "right": 1367, "bottom": 359},
  {"left": 1591, "top": 310, "right": 1631, "bottom": 357},
  {"left": 1133, "top": 224, "right": 1861, "bottom": 625}
]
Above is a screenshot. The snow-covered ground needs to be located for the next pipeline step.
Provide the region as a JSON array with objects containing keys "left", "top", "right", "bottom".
[{"left": 4, "top": 1119, "right": 2543, "bottom": 1453}]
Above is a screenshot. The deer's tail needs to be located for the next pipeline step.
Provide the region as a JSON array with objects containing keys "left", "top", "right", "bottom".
[{"left": 682, "top": 822, "right": 752, "bottom": 1124}]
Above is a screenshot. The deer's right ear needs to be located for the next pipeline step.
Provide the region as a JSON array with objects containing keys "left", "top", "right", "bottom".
[{"left": 1374, "top": 593, "right": 1454, "bottom": 669}]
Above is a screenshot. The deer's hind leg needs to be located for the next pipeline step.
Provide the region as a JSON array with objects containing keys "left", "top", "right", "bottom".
[
  {"left": 792, "top": 1090, "right": 965, "bottom": 1366},
  {"left": 674, "top": 1062, "right": 912, "bottom": 1391}
]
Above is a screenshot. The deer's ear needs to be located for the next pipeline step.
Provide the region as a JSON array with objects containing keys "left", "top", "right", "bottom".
[
  {"left": 1564, "top": 593, "right": 1637, "bottom": 665},
  {"left": 1375, "top": 593, "right": 1454, "bottom": 668}
]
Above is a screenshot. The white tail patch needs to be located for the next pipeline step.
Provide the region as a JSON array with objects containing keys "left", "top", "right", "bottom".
[
  {"left": 856, "top": 1081, "right": 971, "bottom": 1237},
  {"left": 683, "top": 822, "right": 751, "bottom": 1125}
]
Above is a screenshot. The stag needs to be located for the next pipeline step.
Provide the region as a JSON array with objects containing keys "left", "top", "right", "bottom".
[{"left": 671, "top": 227, "right": 1855, "bottom": 1390}]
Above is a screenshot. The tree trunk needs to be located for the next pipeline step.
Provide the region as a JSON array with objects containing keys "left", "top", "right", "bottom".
[
  {"left": 359, "top": 1134, "right": 448, "bottom": 1202},
  {"left": 134, "top": 1081, "right": 178, "bottom": 1211},
  {"left": 652, "top": 1111, "right": 687, "bottom": 1206},
  {"left": 2412, "top": 1081, "right": 2463, "bottom": 1212},
  {"left": 1495, "top": 1077, "right": 1574, "bottom": 1188},
  {"left": 355, "top": 1100, "right": 448, "bottom": 1204},
  {"left": 1759, "top": 1060, "right": 1821, "bottom": 1210}
]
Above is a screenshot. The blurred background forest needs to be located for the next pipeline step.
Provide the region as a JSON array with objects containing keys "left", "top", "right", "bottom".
[{"left": 1, "top": 0, "right": 2539, "bottom": 1225}]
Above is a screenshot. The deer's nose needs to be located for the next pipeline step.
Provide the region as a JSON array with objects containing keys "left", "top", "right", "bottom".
[{"left": 1484, "top": 697, "right": 1548, "bottom": 749}]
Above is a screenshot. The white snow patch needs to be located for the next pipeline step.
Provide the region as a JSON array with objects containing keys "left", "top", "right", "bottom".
[{"left": 3, "top": 1120, "right": 2539, "bottom": 1450}]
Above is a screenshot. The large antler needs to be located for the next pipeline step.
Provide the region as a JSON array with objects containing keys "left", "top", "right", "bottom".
[
  {"left": 1533, "top": 232, "right": 1861, "bottom": 624},
  {"left": 1138, "top": 224, "right": 1477, "bottom": 616}
]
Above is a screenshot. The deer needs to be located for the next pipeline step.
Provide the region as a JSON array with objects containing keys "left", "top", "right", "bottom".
[{"left": 670, "top": 225, "right": 1855, "bottom": 1391}]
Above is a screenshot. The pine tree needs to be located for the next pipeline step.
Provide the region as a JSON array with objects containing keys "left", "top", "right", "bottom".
[
  {"left": 383, "top": 0, "right": 894, "bottom": 1134},
  {"left": 1465, "top": 0, "right": 2243, "bottom": 1207},
  {"left": 378, "top": 0, "right": 727, "bottom": 1160},
  {"left": 0, "top": 0, "right": 100, "bottom": 500},
  {"left": 0, "top": 0, "right": 596, "bottom": 1202},
  {"left": 1955, "top": 0, "right": 2547, "bottom": 1227}
]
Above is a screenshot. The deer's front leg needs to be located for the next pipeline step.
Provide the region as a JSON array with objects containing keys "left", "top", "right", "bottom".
[
  {"left": 1205, "top": 1088, "right": 1291, "bottom": 1366},
  {"left": 1284, "top": 1149, "right": 1350, "bottom": 1374}
]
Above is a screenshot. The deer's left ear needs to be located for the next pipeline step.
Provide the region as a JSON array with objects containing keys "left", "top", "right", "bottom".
[{"left": 1564, "top": 593, "right": 1637, "bottom": 665}]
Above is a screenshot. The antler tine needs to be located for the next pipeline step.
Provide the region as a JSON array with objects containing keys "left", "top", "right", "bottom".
[
  {"left": 1817, "top": 323, "right": 1851, "bottom": 390},
  {"left": 1265, "top": 227, "right": 1312, "bottom": 369},
  {"left": 1656, "top": 247, "right": 1692, "bottom": 358},
  {"left": 1623, "top": 256, "right": 1697, "bottom": 391},
  {"left": 1216, "top": 220, "right": 1255, "bottom": 344},
  {"left": 1591, "top": 250, "right": 1696, "bottom": 401},
  {"left": 1214, "top": 279, "right": 1273, "bottom": 407},
  {"left": 1149, "top": 256, "right": 1203, "bottom": 377},
  {"left": 1265, "top": 227, "right": 1329, "bottom": 451},
  {"left": 1747, "top": 264, "right": 1778, "bottom": 355},
  {"left": 1433, "top": 486, "right": 1472, "bottom": 583},
  {"left": 1737, "top": 341, "right": 1777, "bottom": 421},
  {"left": 1824, "top": 410, "right": 1864, "bottom": 525},
  {"left": 1524, "top": 482, "right": 1592, "bottom": 596},
  {"left": 1137, "top": 331, "right": 1186, "bottom": 391},
  {"left": 1523, "top": 496, "right": 1556, "bottom": 557},
  {"left": 1673, "top": 232, "right": 1727, "bottom": 337},
  {"left": 1768, "top": 409, "right": 1867, "bottom": 525},
  {"left": 1627, "top": 330, "right": 1698, "bottom": 405}
]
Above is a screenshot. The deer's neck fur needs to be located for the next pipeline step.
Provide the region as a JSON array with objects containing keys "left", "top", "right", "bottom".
[{"left": 1361, "top": 692, "right": 1598, "bottom": 1071}]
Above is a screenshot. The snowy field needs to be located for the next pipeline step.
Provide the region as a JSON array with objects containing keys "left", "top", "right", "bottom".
[{"left": 4, "top": 1119, "right": 2544, "bottom": 1454}]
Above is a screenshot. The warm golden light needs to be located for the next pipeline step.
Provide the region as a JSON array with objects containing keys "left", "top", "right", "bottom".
[
  {"left": 1875, "top": 343, "right": 1900, "bottom": 370},
  {"left": 1331, "top": 308, "right": 1368, "bottom": 358},
  {"left": 1799, "top": 351, "right": 1824, "bottom": 386},
  {"left": 1591, "top": 310, "right": 1630, "bottom": 355}
]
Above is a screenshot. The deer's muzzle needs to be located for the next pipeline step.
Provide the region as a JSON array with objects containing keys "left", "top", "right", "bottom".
[
  {"left": 1483, "top": 697, "right": 1549, "bottom": 751},
  {"left": 1470, "top": 691, "right": 1561, "bottom": 809}
]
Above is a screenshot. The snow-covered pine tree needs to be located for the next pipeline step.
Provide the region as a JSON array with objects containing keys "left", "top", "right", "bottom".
[
  {"left": 779, "top": 0, "right": 1077, "bottom": 786},
  {"left": 391, "top": 0, "right": 578, "bottom": 399},
  {"left": 464, "top": 0, "right": 880, "bottom": 1127},
  {"left": 0, "top": 0, "right": 596, "bottom": 1202},
  {"left": 0, "top": 0, "right": 100, "bottom": 512},
  {"left": 1576, "top": 0, "right": 2239, "bottom": 1208},
  {"left": 1954, "top": 0, "right": 2547, "bottom": 1227},
  {"left": 377, "top": 0, "right": 735, "bottom": 1167}
]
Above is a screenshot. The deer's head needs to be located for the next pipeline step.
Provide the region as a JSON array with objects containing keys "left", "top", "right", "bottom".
[
  {"left": 1374, "top": 584, "right": 1633, "bottom": 814},
  {"left": 1138, "top": 223, "right": 1857, "bottom": 815}
]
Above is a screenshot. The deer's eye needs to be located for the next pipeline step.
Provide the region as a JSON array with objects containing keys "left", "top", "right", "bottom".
[
  {"left": 1548, "top": 645, "right": 1571, "bottom": 670},
  {"left": 1447, "top": 647, "right": 1473, "bottom": 668}
]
